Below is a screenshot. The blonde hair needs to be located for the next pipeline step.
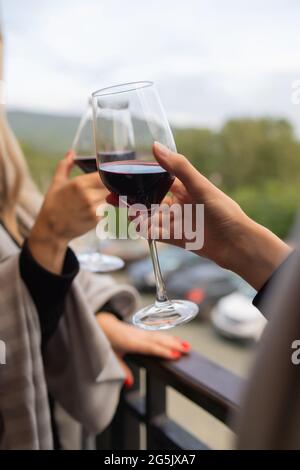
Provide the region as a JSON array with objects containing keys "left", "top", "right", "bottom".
[{"left": 0, "top": 30, "right": 42, "bottom": 241}]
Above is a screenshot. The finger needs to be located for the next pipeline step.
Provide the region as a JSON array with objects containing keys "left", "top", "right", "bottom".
[
  {"left": 106, "top": 193, "right": 129, "bottom": 209},
  {"left": 170, "top": 178, "right": 185, "bottom": 194},
  {"left": 153, "top": 333, "right": 191, "bottom": 354},
  {"left": 153, "top": 142, "right": 212, "bottom": 199},
  {"left": 116, "top": 355, "right": 134, "bottom": 389},
  {"left": 87, "top": 188, "right": 109, "bottom": 204},
  {"left": 75, "top": 172, "right": 105, "bottom": 190},
  {"left": 106, "top": 193, "right": 119, "bottom": 206},
  {"left": 65, "top": 149, "right": 76, "bottom": 159},
  {"left": 141, "top": 341, "right": 182, "bottom": 360},
  {"left": 160, "top": 194, "right": 173, "bottom": 206},
  {"left": 53, "top": 153, "right": 74, "bottom": 182}
]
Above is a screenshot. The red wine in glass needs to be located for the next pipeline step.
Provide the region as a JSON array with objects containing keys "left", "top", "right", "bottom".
[
  {"left": 75, "top": 151, "right": 136, "bottom": 174},
  {"left": 71, "top": 104, "right": 125, "bottom": 273},
  {"left": 74, "top": 155, "right": 97, "bottom": 173},
  {"left": 99, "top": 160, "right": 174, "bottom": 208}
]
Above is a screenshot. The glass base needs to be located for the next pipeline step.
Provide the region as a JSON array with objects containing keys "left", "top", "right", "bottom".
[
  {"left": 77, "top": 252, "right": 125, "bottom": 273},
  {"left": 132, "top": 300, "right": 199, "bottom": 330}
]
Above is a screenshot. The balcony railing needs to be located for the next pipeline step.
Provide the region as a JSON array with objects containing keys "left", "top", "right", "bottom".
[{"left": 96, "top": 351, "right": 244, "bottom": 450}]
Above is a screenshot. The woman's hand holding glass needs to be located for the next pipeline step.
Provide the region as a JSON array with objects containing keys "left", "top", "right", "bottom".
[
  {"left": 152, "top": 142, "right": 292, "bottom": 291},
  {"left": 28, "top": 151, "right": 108, "bottom": 274},
  {"left": 108, "top": 141, "right": 291, "bottom": 291}
]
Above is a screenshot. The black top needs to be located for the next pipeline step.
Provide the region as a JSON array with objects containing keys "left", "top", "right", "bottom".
[
  {"left": 253, "top": 251, "right": 295, "bottom": 316},
  {"left": 19, "top": 240, "right": 80, "bottom": 347},
  {"left": 0, "top": 221, "right": 80, "bottom": 349},
  {"left": 19, "top": 239, "right": 120, "bottom": 342},
  {"left": 0, "top": 225, "right": 119, "bottom": 346},
  {"left": 19, "top": 241, "right": 121, "bottom": 342}
]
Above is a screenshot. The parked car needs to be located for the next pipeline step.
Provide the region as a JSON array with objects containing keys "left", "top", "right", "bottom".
[
  {"left": 102, "top": 239, "right": 149, "bottom": 264},
  {"left": 127, "top": 245, "right": 202, "bottom": 292},
  {"left": 211, "top": 278, "right": 267, "bottom": 341},
  {"left": 165, "top": 262, "right": 237, "bottom": 314}
]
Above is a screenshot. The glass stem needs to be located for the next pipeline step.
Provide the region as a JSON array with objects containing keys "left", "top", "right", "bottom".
[{"left": 148, "top": 239, "right": 169, "bottom": 304}]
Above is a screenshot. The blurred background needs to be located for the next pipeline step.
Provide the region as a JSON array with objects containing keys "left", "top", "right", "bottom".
[{"left": 3, "top": 0, "right": 300, "bottom": 448}]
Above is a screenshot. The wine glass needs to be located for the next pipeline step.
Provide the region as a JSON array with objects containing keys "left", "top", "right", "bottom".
[
  {"left": 71, "top": 100, "right": 124, "bottom": 272},
  {"left": 92, "top": 81, "right": 199, "bottom": 329}
]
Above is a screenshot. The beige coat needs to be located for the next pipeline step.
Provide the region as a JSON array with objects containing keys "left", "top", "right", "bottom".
[{"left": 0, "top": 224, "right": 139, "bottom": 449}]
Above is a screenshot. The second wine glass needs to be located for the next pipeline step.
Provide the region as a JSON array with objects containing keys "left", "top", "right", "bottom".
[{"left": 71, "top": 100, "right": 124, "bottom": 272}]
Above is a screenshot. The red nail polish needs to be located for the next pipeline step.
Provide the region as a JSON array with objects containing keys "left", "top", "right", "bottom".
[
  {"left": 171, "top": 350, "right": 181, "bottom": 359},
  {"left": 181, "top": 341, "right": 191, "bottom": 352},
  {"left": 124, "top": 377, "right": 134, "bottom": 389}
]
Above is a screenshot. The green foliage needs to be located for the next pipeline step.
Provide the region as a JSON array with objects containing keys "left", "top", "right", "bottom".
[
  {"left": 232, "top": 182, "right": 300, "bottom": 240},
  {"left": 21, "top": 141, "right": 61, "bottom": 191},
  {"left": 218, "top": 118, "right": 300, "bottom": 190},
  {"left": 19, "top": 116, "right": 300, "bottom": 239},
  {"left": 174, "top": 118, "right": 300, "bottom": 238},
  {"left": 175, "top": 118, "right": 300, "bottom": 190},
  {"left": 175, "top": 127, "right": 222, "bottom": 178}
]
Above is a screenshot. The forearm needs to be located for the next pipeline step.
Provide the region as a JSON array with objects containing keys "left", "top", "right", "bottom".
[
  {"left": 96, "top": 312, "right": 119, "bottom": 333},
  {"left": 227, "top": 218, "right": 292, "bottom": 291}
]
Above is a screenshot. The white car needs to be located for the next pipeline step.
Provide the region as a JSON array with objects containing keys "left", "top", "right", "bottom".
[{"left": 211, "top": 280, "right": 267, "bottom": 341}]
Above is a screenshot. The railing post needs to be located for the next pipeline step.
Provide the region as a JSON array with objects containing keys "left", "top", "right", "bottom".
[
  {"left": 97, "top": 352, "right": 242, "bottom": 451},
  {"left": 145, "top": 370, "right": 167, "bottom": 449}
]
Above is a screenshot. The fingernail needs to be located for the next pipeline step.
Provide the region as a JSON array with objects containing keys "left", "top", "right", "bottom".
[
  {"left": 124, "top": 377, "right": 134, "bottom": 389},
  {"left": 106, "top": 193, "right": 119, "bottom": 206},
  {"left": 181, "top": 341, "right": 191, "bottom": 352},
  {"left": 170, "top": 350, "right": 182, "bottom": 359},
  {"left": 154, "top": 141, "right": 169, "bottom": 157}
]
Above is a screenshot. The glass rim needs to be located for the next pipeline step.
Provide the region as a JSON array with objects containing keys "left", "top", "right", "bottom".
[{"left": 92, "top": 81, "right": 154, "bottom": 98}]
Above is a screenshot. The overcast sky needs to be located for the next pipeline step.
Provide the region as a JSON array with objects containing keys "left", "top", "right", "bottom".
[{"left": 2, "top": 0, "right": 300, "bottom": 132}]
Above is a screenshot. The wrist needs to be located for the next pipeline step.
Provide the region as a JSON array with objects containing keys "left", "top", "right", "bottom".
[
  {"left": 228, "top": 217, "right": 292, "bottom": 290},
  {"left": 28, "top": 219, "right": 69, "bottom": 274}
]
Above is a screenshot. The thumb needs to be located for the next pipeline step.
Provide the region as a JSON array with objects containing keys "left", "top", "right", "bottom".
[
  {"left": 153, "top": 141, "right": 211, "bottom": 198},
  {"left": 53, "top": 150, "right": 74, "bottom": 183}
]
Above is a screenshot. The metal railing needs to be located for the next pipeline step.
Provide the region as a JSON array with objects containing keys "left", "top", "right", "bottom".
[{"left": 96, "top": 351, "right": 244, "bottom": 450}]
